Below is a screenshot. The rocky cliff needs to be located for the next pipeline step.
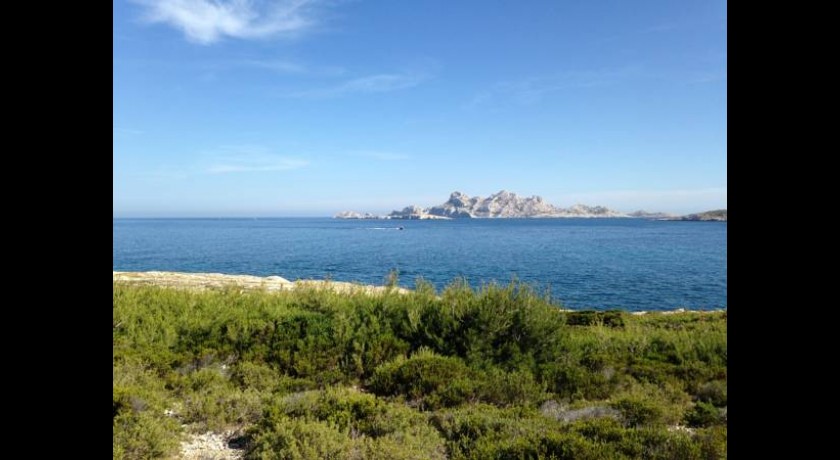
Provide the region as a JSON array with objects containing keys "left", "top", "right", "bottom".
[
  {"left": 389, "top": 190, "right": 626, "bottom": 219},
  {"left": 386, "top": 205, "right": 451, "bottom": 220},
  {"left": 672, "top": 209, "right": 727, "bottom": 222},
  {"left": 628, "top": 210, "right": 678, "bottom": 219},
  {"left": 334, "top": 211, "right": 379, "bottom": 219}
]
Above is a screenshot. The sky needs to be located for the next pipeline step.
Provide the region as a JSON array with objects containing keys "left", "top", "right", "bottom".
[{"left": 114, "top": 0, "right": 727, "bottom": 217}]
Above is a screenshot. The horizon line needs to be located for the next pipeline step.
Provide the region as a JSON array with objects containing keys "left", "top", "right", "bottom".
[{"left": 113, "top": 211, "right": 725, "bottom": 219}]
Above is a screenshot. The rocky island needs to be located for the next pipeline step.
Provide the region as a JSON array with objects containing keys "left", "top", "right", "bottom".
[
  {"left": 668, "top": 209, "right": 727, "bottom": 222},
  {"left": 628, "top": 210, "right": 678, "bottom": 219},
  {"left": 334, "top": 211, "right": 380, "bottom": 219},
  {"left": 336, "top": 190, "right": 626, "bottom": 219}
]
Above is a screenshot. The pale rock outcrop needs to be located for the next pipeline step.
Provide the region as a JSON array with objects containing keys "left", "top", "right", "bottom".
[
  {"left": 396, "top": 190, "right": 626, "bottom": 218},
  {"left": 334, "top": 211, "right": 379, "bottom": 219},
  {"left": 113, "top": 271, "right": 412, "bottom": 295},
  {"left": 336, "top": 190, "right": 630, "bottom": 219},
  {"left": 387, "top": 205, "right": 452, "bottom": 219},
  {"left": 672, "top": 209, "right": 727, "bottom": 222},
  {"left": 628, "top": 210, "right": 678, "bottom": 219}
]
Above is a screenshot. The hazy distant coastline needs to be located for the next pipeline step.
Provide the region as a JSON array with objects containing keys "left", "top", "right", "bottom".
[
  {"left": 338, "top": 190, "right": 625, "bottom": 219},
  {"left": 335, "top": 190, "right": 726, "bottom": 221},
  {"left": 662, "top": 209, "right": 727, "bottom": 222}
]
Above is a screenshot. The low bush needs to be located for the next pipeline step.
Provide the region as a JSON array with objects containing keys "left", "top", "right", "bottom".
[
  {"left": 694, "top": 380, "right": 727, "bottom": 407},
  {"left": 113, "top": 281, "right": 726, "bottom": 458},
  {"left": 369, "top": 349, "right": 478, "bottom": 409},
  {"left": 566, "top": 310, "right": 626, "bottom": 328},
  {"left": 248, "top": 387, "right": 447, "bottom": 459},
  {"left": 684, "top": 401, "right": 724, "bottom": 428},
  {"left": 113, "top": 410, "right": 181, "bottom": 460}
]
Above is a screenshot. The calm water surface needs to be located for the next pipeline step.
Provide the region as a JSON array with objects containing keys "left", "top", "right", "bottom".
[{"left": 113, "top": 218, "right": 726, "bottom": 311}]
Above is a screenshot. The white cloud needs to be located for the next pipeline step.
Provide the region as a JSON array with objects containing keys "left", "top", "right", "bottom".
[
  {"left": 205, "top": 146, "right": 308, "bottom": 173},
  {"left": 285, "top": 72, "right": 428, "bottom": 98},
  {"left": 134, "top": 0, "right": 322, "bottom": 44},
  {"left": 467, "top": 67, "right": 648, "bottom": 107},
  {"left": 341, "top": 74, "right": 424, "bottom": 92},
  {"left": 238, "top": 59, "right": 345, "bottom": 76},
  {"left": 241, "top": 59, "right": 308, "bottom": 74},
  {"left": 128, "top": 169, "right": 190, "bottom": 181},
  {"left": 207, "top": 160, "right": 308, "bottom": 173}
]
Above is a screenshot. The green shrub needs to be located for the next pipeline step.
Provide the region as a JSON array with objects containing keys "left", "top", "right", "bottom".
[
  {"left": 362, "top": 434, "right": 447, "bottom": 460},
  {"left": 249, "top": 387, "right": 446, "bottom": 459},
  {"left": 630, "top": 428, "right": 702, "bottom": 460},
  {"left": 247, "top": 416, "right": 356, "bottom": 459},
  {"left": 163, "top": 366, "right": 265, "bottom": 431},
  {"left": 570, "top": 417, "right": 630, "bottom": 445},
  {"left": 230, "top": 361, "right": 281, "bottom": 392},
  {"left": 369, "top": 349, "right": 477, "bottom": 409},
  {"left": 611, "top": 397, "right": 664, "bottom": 427},
  {"left": 478, "top": 368, "right": 545, "bottom": 407},
  {"left": 113, "top": 282, "right": 726, "bottom": 458},
  {"left": 469, "top": 430, "right": 620, "bottom": 460},
  {"left": 566, "top": 310, "right": 626, "bottom": 328},
  {"left": 231, "top": 361, "right": 318, "bottom": 394},
  {"left": 694, "top": 380, "right": 727, "bottom": 407},
  {"left": 431, "top": 404, "right": 622, "bottom": 459},
  {"left": 113, "top": 411, "right": 181, "bottom": 460},
  {"left": 540, "top": 359, "right": 615, "bottom": 400},
  {"left": 684, "top": 401, "right": 723, "bottom": 428},
  {"left": 695, "top": 425, "right": 727, "bottom": 459}
]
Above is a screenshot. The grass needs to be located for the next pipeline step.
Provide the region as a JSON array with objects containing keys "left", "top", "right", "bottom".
[{"left": 113, "top": 279, "right": 726, "bottom": 459}]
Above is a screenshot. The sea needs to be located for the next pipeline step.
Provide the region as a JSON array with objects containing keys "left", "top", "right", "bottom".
[{"left": 113, "top": 218, "right": 726, "bottom": 312}]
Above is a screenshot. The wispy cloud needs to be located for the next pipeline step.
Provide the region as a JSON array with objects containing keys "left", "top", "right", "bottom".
[
  {"left": 207, "top": 161, "right": 307, "bottom": 173},
  {"left": 133, "top": 0, "right": 324, "bottom": 44},
  {"left": 469, "top": 67, "right": 645, "bottom": 107},
  {"left": 205, "top": 146, "right": 308, "bottom": 173},
  {"left": 127, "top": 169, "right": 190, "bottom": 181},
  {"left": 241, "top": 59, "right": 308, "bottom": 74},
  {"left": 341, "top": 74, "right": 425, "bottom": 92},
  {"left": 354, "top": 151, "right": 411, "bottom": 161},
  {"left": 237, "top": 59, "right": 345, "bottom": 76},
  {"left": 283, "top": 72, "right": 429, "bottom": 98},
  {"left": 115, "top": 57, "right": 345, "bottom": 79}
]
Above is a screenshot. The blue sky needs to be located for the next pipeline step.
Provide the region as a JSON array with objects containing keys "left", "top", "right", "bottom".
[{"left": 114, "top": 0, "right": 726, "bottom": 217}]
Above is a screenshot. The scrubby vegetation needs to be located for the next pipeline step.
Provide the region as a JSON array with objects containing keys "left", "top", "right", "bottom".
[{"left": 113, "top": 279, "right": 726, "bottom": 459}]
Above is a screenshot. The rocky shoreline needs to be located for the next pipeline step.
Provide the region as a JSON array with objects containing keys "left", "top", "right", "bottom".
[
  {"left": 113, "top": 271, "right": 723, "bottom": 314},
  {"left": 113, "top": 271, "right": 410, "bottom": 295},
  {"left": 665, "top": 209, "right": 727, "bottom": 222}
]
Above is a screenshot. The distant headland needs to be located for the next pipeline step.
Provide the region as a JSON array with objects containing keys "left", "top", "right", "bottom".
[
  {"left": 338, "top": 190, "right": 625, "bottom": 219},
  {"left": 335, "top": 190, "right": 726, "bottom": 221},
  {"left": 664, "top": 209, "right": 727, "bottom": 222}
]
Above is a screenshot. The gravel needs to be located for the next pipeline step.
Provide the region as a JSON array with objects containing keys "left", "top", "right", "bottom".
[{"left": 179, "top": 431, "right": 245, "bottom": 460}]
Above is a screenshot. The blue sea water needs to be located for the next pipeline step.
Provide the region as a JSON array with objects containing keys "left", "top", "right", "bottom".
[{"left": 113, "top": 218, "right": 726, "bottom": 311}]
